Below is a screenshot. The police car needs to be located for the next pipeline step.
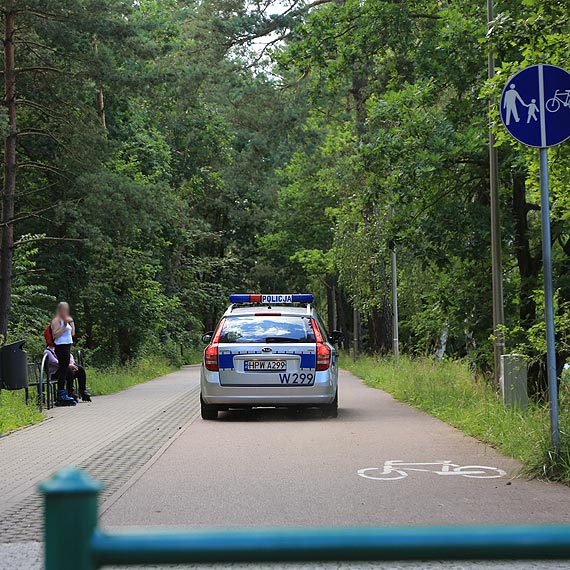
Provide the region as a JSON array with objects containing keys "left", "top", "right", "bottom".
[{"left": 200, "top": 294, "right": 340, "bottom": 420}]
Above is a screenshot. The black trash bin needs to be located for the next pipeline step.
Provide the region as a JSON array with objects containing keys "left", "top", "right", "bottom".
[{"left": 0, "top": 339, "right": 28, "bottom": 390}]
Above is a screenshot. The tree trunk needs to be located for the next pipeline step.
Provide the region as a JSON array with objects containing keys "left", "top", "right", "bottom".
[
  {"left": 0, "top": 9, "right": 17, "bottom": 340},
  {"left": 512, "top": 171, "right": 540, "bottom": 327},
  {"left": 353, "top": 307, "right": 360, "bottom": 359},
  {"left": 83, "top": 297, "right": 95, "bottom": 349},
  {"left": 96, "top": 85, "right": 106, "bottom": 129},
  {"left": 326, "top": 280, "right": 335, "bottom": 334},
  {"left": 350, "top": 72, "right": 368, "bottom": 137},
  {"left": 93, "top": 38, "right": 107, "bottom": 129},
  {"left": 118, "top": 326, "right": 131, "bottom": 364},
  {"left": 368, "top": 301, "right": 392, "bottom": 354},
  {"left": 335, "top": 286, "right": 348, "bottom": 349},
  {"left": 511, "top": 171, "right": 544, "bottom": 394}
]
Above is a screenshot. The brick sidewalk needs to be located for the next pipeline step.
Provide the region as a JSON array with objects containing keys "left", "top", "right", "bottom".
[{"left": 0, "top": 366, "right": 200, "bottom": 544}]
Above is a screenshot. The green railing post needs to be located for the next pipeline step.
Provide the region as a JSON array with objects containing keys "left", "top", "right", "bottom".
[{"left": 39, "top": 467, "right": 103, "bottom": 570}]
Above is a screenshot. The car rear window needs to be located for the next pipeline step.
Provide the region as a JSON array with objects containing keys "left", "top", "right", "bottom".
[{"left": 219, "top": 316, "right": 317, "bottom": 344}]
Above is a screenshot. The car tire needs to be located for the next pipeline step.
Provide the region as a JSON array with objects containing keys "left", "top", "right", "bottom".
[
  {"left": 322, "top": 389, "right": 338, "bottom": 418},
  {"left": 200, "top": 394, "right": 218, "bottom": 420}
]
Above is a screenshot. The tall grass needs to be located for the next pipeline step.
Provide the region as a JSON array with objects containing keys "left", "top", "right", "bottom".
[
  {"left": 341, "top": 355, "right": 570, "bottom": 482},
  {"left": 88, "top": 357, "right": 177, "bottom": 396},
  {"left": 0, "top": 391, "right": 43, "bottom": 435}
]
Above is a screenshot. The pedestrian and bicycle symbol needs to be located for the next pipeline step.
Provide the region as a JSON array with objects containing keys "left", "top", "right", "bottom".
[
  {"left": 500, "top": 64, "right": 570, "bottom": 148},
  {"left": 358, "top": 460, "right": 507, "bottom": 481}
]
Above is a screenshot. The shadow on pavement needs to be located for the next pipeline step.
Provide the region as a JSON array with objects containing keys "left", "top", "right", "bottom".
[{"left": 216, "top": 407, "right": 363, "bottom": 423}]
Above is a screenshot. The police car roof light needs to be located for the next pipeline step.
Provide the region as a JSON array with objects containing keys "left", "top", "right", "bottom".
[{"left": 229, "top": 294, "right": 314, "bottom": 304}]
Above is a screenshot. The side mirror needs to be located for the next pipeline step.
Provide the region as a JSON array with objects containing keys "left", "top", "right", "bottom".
[
  {"left": 329, "top": 330, "right": 344, "bottom": 344},
  {"left": 202, "top": 332, "right": 214, "bottom": 344}
]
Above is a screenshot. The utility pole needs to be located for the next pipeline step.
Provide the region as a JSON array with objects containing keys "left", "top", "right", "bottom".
[
  {"left": 391, "top": 247, "right": 399, "bottom": 358},
  {"left": 487, "top": 0, "right": 505, "bottom": 388},
  {"left": 353, "top": 308, "right": 359, "bottom": 360},
  {"left": 391, "top": 207, "right": 399, "bottom": 358}
]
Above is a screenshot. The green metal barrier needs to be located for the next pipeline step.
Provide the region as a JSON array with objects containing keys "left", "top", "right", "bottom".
[{"left": 40, "top": 467, "right": 570, "bottom": 570}]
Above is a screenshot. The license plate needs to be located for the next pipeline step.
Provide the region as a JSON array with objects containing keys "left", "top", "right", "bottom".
[{"left": 244, "top": 360, "right": 287, "bottom": 372}]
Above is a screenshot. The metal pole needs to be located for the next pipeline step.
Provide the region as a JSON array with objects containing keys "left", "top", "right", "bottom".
[
  {"left": 391, "top": 247, "right": 399, "bottom": 358},
  {"left": 353, "top": 308, "right": 359, "bottom": 361},
  {"left": 487, "top": 0, "right": 505, "bottom": 389},
  {"left": 539, "top": 147, "right": 560, "bottom": 452},
  {"left": 91, "top": 525, "right": 570, "bottom": 565}
]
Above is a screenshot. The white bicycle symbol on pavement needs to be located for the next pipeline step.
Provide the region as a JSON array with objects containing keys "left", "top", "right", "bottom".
[{"left": 358, "top": 460, "right": 507, "bottom": 481}]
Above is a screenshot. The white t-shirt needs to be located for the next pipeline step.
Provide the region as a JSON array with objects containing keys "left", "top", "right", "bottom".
[{"left": 54, "top": 321, "right": 73, "bottom": 345}]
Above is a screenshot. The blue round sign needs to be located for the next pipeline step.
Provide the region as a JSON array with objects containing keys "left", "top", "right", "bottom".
[{"left": 500, "top": 64, "right": 570, "bottom": 148}]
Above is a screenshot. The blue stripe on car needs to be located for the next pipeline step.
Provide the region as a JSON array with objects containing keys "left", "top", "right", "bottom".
[
  {"left": 219, "top": 353, "right": 235, "bottom": 370},
  {"left": 300, "top": 353, "right": 316, "bottom": 369}
]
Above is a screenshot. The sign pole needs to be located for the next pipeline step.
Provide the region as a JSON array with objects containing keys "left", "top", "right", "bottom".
[
  {"left": 391, "top": 245, "right": 399, "bottom": 359},
  {"left": 499, "top": 63, "right": 570, "bottom": 452},
  {"left": 487, "top": 0, "right": 505, "bottom": 390},
  {"left": 538, "top": 147, "right": 560, "bottom": 452},
  {"left": 391, "top": 205, "right": 399, "bottom": 359}
]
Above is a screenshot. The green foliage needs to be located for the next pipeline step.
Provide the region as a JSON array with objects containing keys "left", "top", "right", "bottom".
[
  {"left": 9, "top": 237, "right": 55, "bottom": 359},
  {"left": 4, "top": 0, "right": 570, "bottom": 386},
  {"left": 87, "top": 357, "right": 177, "bottom": 396},
  {"left": 3, "top": 0, "right": 300, "bottom": 364},
  {"left": 261, "top": 0, "right": 570, "bottom": 376},
  {"left": 343, "top": 355, "right": 570, "bottom": 482}
]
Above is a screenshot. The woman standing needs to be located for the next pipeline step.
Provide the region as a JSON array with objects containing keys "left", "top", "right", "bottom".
[{"left": 51, "top": 302, "right": 77, "bottom": 407}]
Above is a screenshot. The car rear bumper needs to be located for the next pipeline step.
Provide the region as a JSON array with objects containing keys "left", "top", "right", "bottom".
[{"left": 201, "top": 368, "right": 336, "bottom": 407}]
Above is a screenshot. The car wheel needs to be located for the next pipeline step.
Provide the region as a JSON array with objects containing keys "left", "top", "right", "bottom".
[
  {"left": 322, "top": 389, "right": 338, "bottom": 418},
  {"left": 200, "top": 394, "right": 218, "bottom": 420}
]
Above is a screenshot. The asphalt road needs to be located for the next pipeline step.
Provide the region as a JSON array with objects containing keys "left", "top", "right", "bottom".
[
  {"left": 4, "top": 367, "right": 570, "bottom": 570},
  {"left": 103, "top": 368, "right": 570, "bottom": 529}
]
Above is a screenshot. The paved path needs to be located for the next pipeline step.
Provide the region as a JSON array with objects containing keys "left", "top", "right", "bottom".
[
  {"left": 0, "top": 367, "right": 199, "bottom": 552},
  {"left": 2, "top": 366, "right": 570, "bottom": 570},
  {"left": 103, "top": 369, "right": 570, "bottom": 529}
]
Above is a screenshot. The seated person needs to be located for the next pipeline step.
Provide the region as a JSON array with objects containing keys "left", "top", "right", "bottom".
[{"left": 44, "top": 347, "right": 92, "bottom": 402}]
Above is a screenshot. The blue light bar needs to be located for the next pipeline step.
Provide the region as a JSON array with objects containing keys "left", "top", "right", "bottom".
[
  {"left": 229, "top": 294, "right": 256, "bottom": 303},
  {"left": 229, "top": 294, "right": 314, "bottom": 304},
  {"left": 291, "top": 294, "right": 314, "bottom": 303}
]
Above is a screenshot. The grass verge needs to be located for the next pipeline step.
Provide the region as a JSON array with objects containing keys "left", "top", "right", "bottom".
[
  {"left": 341, "top": 354, "right": 570, "bottom": 483},
  {"left": 0, "top": 391, "right": 44, "bottom": 435},
  {"left": 88, "top": 357, "right": 177, "bottom": 396}
]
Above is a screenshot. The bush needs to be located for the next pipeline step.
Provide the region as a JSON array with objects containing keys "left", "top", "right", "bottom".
[{"left": 181, "top": 345, "right": 204, "bottom": 365}]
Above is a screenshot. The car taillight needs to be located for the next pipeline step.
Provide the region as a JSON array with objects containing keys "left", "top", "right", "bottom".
[
  {"left": 204, "top": 320, "right": 224, "bottom": 372},
  {"left": 316, "top": 342, "right": 331, "bottom": 371},
  {"left": 311, "top": 318, "right": 331, "bottom": 371},
  {"left": 204, "top": 344, "right": 219, "bottom": 371}
]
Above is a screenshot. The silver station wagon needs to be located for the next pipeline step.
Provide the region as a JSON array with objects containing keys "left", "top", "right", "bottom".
[{"left": 200, "top": 294, "right": 340, "bottom": 420}]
